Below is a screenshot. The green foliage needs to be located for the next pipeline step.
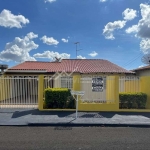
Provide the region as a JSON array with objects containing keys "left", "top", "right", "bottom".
[
  {"left": 66, "top": 96, "right": 76, "bottom": 109},
  {"left": 44, "top": 88, "right": 75, "bottom": 109},
  {"left": 119, "top": 92, "right": 147, "bottom": 109}
]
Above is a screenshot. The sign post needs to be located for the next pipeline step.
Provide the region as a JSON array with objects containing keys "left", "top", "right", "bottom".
[{"left": 71, "top": 91, "right": 84, "bottom": 119}]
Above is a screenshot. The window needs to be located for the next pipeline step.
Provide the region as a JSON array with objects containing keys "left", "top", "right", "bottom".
[
  {"left": 92, "top": 77, "right": 106, "bottom": 92},
  {"left": 61, "top": 77, "right": 73, "bottom": 89}
]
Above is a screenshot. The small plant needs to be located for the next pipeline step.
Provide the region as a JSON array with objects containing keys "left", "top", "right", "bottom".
[{"left": 44, "top": 88, "right": 75, "bottom": 109}]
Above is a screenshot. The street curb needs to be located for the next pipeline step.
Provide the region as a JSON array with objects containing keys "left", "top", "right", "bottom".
[
  {"left": 27, "top": 123, "right": 150, "bottom": 128},
  {"left": 1, "top": 123, "right": 150, "bottom": 127}
]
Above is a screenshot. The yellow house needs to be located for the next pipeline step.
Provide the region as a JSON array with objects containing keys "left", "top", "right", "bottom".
[{"left": 1, "top": 59, "right": 135, "bottom": 110}]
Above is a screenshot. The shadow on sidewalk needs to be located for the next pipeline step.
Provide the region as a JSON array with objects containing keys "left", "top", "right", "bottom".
[{"left": 11, "top": 109, "right": 150, "bottom": 119}]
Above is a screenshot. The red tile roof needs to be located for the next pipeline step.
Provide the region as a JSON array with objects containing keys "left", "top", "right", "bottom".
[
  {"left": 8, "top": 59, "right": 134, "bottom": 74},
  {"left": 132, "top": 65, "right": 150, "bottom": 71}
]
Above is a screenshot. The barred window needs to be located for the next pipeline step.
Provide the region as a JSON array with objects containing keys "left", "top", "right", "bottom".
[
  {"left": 92, "top": 77, "right": 106, "bottom": 92},
  {"left": 61, "top": 77, "right": 73, "bottom": 89}
]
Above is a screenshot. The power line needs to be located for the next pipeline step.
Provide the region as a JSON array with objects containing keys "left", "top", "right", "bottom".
[
  {"left": 122, "top": 52, "right": 143, "bottom": 68},
  {"left": 122, "top": 52, "right": 142, "bottom": 66}
]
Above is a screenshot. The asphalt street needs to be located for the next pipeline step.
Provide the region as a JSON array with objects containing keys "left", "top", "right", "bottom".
[{"left": 0, "top": 127, "right": 150, "bottom": 150}]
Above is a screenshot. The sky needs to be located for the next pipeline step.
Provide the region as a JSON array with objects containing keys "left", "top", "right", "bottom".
[{"left": 0, "top": 0, "right": 150, "bottom": 70}]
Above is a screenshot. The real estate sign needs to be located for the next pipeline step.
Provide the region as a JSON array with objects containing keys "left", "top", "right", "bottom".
[{"left": 92, "top": 77, "right": 103, "bottom": 92}]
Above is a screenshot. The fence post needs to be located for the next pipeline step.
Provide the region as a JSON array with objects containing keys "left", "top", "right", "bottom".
[
  {"left": 73, "top": 74, "right": 81, "bottom": 111},
  {"left": 73, "top": 74, "right": 81, "bottom": 91},
  {"left": 38, "top": 75, "right": 44, "bottom": 110},
  {"left": 140, "top": 76, "right": 150, "bottom": 109},
  {"left": 114, "top": 75, "right": 119, "bottom": 110}
]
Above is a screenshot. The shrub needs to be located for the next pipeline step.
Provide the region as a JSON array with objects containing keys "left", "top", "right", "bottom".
[
  {"left": 44, "top": 88, "right": 75, "bottom": 109},
  {"left": 119, "top": 92, "right": 147, "bottom": 109},
  {"left": 66, "top": 96, "right": 76, "bottom": 109}
]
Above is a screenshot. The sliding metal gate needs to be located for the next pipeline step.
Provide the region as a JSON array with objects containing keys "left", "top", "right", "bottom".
[{"left": 0, "top": 76, "right": 38, "bottom": 108}]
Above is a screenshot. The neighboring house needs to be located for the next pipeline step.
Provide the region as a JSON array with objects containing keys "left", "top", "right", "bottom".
[{"left": 132, "top": 65, "right": 150, "bottom": 76}]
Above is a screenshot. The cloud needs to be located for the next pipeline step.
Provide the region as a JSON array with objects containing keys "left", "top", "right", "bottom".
[
  {"left": 140, "top": 39, "right": 150, "bottom": 54},
  {"left": 125, "top": 4, "right": 150, "bottom": 54},
  {"left": 61, "top": 38, "right": 68, "bottom": 43},
  {"left": 26, "top": 32, "right": 38, "bottom": 39},
  {"left": 0, "top": 9, "right": 29, "bottom": 28},
  {"left": 33, "top": 50, "right": 70, "bottom": 60},
  {"left": 0, "top": 32, "right": 38, "bottom": 62},
  {"left": 103, "top": 20, "right": 126, "bottom": 40},
  {"left": 138, "top": 65, "right": 144, "bottom": 68},
  {"left": 125, "top": 25, "right": 138, "bottom": 34},
  {"left": 100, "top": 0, "right": 107, "bottom": 2},
  {"left": 137, "top": 3, "right": 150, "bottom": 38},
  {"left": 41, "top": 35, "right": 59, "bottom": 45},
  {"left": 122, "top": 8, "right": 137, "bottom": 21},
  {"left": 88, "top": 51, "right": 98, "bottom": 57},
  {"left": 103, "top": 8, "right": 137, "bottom": 40},
  {"left": 77, "top": 55, "right": 86, "bottom": 59},
  {"left": 126, "top": 4, "right": 150, "bottom": 38},
  {"left": 45, "top": 0, "right": 56, "bottom": 3}
]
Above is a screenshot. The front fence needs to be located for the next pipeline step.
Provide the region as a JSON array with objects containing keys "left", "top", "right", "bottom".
[
  {"left": 0, "top": 76, "right": 38, "bottom": 108},
  {"left": 0, "top": 74, "right": 142, "bottom": 109},
  {"left": 80, "top": 75, "right": 115, "bottom": 103},
  {"left": 119, "top": 76, "right": 140, "bottom": 93}
]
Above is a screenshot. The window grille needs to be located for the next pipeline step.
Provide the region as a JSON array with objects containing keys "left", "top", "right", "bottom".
[{"left": 61, "top": 77, "right": 73, "bottom": 89}]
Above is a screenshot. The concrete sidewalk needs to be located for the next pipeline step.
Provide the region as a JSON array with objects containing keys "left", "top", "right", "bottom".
[{"left": 1, "top": 108, "right": 150, "bottom": 126}]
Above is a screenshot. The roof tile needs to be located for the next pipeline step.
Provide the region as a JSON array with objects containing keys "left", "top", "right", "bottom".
[
  {"left": 8, "top": 59, "right": 134, "bottom": 74},
  {"left": 132, "top": 65, "right": 150, "bottom": 71}
]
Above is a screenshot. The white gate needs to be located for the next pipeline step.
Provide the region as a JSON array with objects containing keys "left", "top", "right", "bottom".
[{"left": 0, "top": 76, "right": 38, "bottom": 108}]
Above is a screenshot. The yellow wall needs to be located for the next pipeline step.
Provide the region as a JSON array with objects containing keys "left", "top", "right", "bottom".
[
  {"left": 140, "top": 76, "right": 150, "bottom": 109},
  {"left": 39, "top": 74, "right": 121, "bottom": 111},
  {"left": 33, "top": 74, "right": 150, "bottom": 112},
  {"left": 73, "top": 74, "right": 81, "bottom": 91},
  {"left": 38, "top": 75, "right": 44, "bottom": 110},
  {"left": 106, "top": 76, "right": 115, "bottom": 102},
  {"left": 78, "top": 101, "right": 119, "bottom": 111},
  {"left": 0, "top": 76, "right": 12, "bottom": 101}
]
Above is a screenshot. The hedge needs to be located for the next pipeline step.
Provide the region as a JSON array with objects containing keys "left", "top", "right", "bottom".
[
  {"left": 119, "top": 92, "right": 147, "bottom": 109},
  {"left": 44, "top": 88, "right": 75, "bottom": 109}
]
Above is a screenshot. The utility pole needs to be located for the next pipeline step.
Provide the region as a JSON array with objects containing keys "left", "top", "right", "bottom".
[{"left": 74, "top": 42, "right": 82, "bottom": 59}]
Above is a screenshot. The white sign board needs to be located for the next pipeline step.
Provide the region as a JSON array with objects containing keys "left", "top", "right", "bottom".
[{"left": 71, "top": 91, "right": 85, "bottom": 96}]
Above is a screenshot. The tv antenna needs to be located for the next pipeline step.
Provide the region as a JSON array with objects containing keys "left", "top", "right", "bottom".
[
  {"left": 0, "top": 64, "right": 8, "bottom": 76},
  {"left": 74, "top": 42, "right": 82, "bottom": 58},
  {"left": 141, "top": 54, "right": 150, "bottom": 65},
  {"left": 54, "top": 57, "right": 61, "bottom": 62}
]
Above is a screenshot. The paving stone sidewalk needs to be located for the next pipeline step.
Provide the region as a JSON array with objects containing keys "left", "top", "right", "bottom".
[{"left": 0, "top": 108, "right": 150, "bottom": 126}]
